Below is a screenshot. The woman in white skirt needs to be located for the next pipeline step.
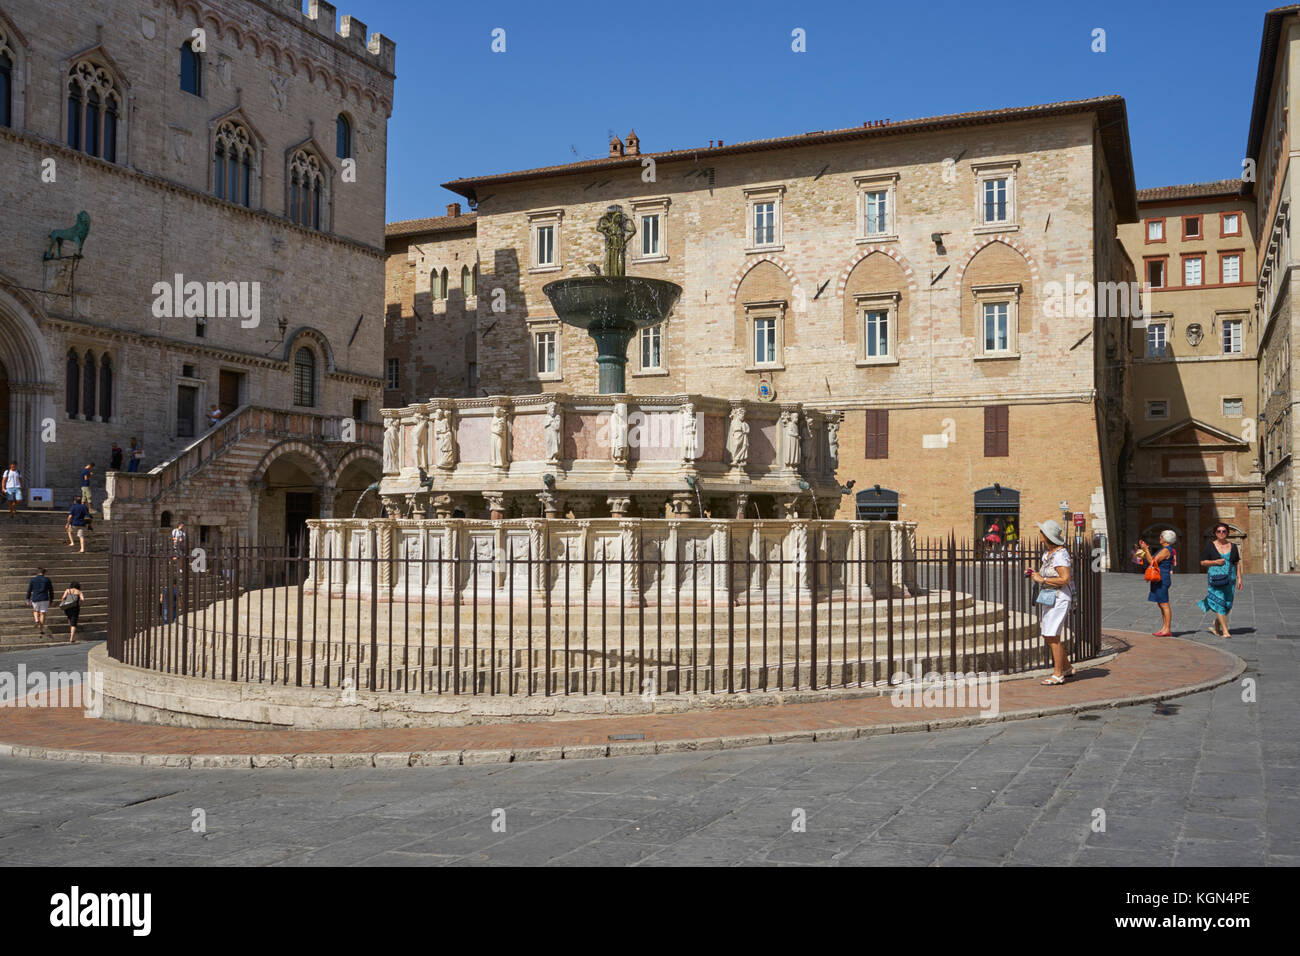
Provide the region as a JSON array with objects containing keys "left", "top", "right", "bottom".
[{"left": 1028, "top": 519, "right": 1075, "bottom": 685}]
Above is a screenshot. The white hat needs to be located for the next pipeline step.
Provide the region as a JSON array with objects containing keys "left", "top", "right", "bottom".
[{"left": 1037, "top": 519, "right": 1066, "bottom": 545}]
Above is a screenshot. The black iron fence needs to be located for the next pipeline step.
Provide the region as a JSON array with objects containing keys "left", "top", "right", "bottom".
[{"left": 107, "top": 532, "right": 1101, "bottom": 697}]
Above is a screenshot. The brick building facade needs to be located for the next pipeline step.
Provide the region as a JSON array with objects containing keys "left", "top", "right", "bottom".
[
  {"left": 394, "top": 98, "right": 1137, "bottom": 554},
  {"left": 0, "top": 0, "right": 392, "bottom": 540},
  {"left": 1117, "top": 181, "right": 1262, "bottom": 571}
]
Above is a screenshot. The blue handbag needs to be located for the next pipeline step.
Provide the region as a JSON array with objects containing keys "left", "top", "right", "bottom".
[{"left": 1208, "top": 547, "right": 1234, "bottom": 586}]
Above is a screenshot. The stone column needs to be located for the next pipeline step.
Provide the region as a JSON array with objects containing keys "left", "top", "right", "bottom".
[
  {"left": 526, "top": 519, "right": 547, "bottom": 594},
  {"left": 537, "top": 491, "right": 561, "bottom": 519},
  {"left": 619, "top": 520, "right": 641, "bottom": 601},
  {"left": 484, "top": 492, "right": 506, "bottom": 520},
  {"left": 664, "top": 520, "right": 680, "bottom": 597},
  {"left": 788, "top": 521, "right": 811, "bottom": 598},
  {"left": 8, "top": 386, "right": 51, "bottom": 488},
  {"left": 432, "top": 494, "right": 453, "bottom": 519},
  {"left": 670, "top": 492, "right": 695, "bottom": 517},
  {"left": 712, "top": 521, "right": 732, "bottom": 600},
  {"left": 607, "top": 495, "right": 631, "bottom": 517},
  {"left": 733, "top": 492, "right": 751, "bottom": 520}
]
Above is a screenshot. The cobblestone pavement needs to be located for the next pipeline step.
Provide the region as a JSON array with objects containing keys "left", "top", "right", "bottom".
[{"left": 0, "top": 574, "right": 1296, "bottom": 866}]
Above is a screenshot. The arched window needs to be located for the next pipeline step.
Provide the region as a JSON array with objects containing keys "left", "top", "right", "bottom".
[
  {"left": 469, "top": 264, "right": 478, "bottom": 297},
  {"left": 99, "top": 354, "right": 113, "bottom": 421},
  {"left": 160, "top": 510, "right": 172, "bottom": 529},
  {"left": 214, "top": 119, "right": 254, "bottom": 207},
  {"left": 461, "top": 265, "right": 471, "bottom": 294},
  {"left": 0, "top": 39, "right": 13, "bottom": 128},
  {"left": 67, "top": 59, "right": 122, "bottom": 162},
  {"left": 65, "top": 349, "right": 80, "bottom": 419},
  {"left": 82, "top": 349, "right": 97, "bottom": 420},
  {"left": 288, "top": 149, "right": 325, "bottom": 230},
  {"left": 293, "top": 347, "right": 316, "bottom": 407},
  {"left": 336, "top": 113, "right": 352, "bottom": 159},
  {"left": 430, "top": 268, "right": 442, "bottom": 299},
  {"left": 180, "top": 40, "right": 201, "bottom": 96},
  {"left": 440, "top": 267, "right": 449, "bottom": 301}
]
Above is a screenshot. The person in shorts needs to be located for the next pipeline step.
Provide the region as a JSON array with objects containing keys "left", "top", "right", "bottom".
[
  {"left": 26, "top": 567, "right": 54, "bottom": 635},
  {"left": 2, "top": 462, "right": 21, "bottom": 519},
  {"left": 80, "top": 463, "right": 94, "bottom": 509},
  {"left": 67, "top": 500, "right": 91, "bottom": 552}
]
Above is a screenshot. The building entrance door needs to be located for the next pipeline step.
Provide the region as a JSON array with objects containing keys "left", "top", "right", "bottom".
[
  {"left": 176, "top": 384, "right": 199, "bottom": 438},
  {"left": 218, "top": 370, "right": 243, "bottom": 418},
  {"left": 284, "top": 491, "right": 315, "bottom": 554}
]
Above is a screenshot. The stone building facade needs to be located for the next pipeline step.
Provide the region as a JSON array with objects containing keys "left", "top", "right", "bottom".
[
  {"left": 1117, "top": 181, "right": 1262, "bottom": 570},
  {"left": 383, "top": 203, "right": 478, "bottom": 406},
  {"left": 1248, "top": 5, "right": 1300, "bottom": 572},
  {"left": 0, "top": 0, "right": 392, "bottom": 540},
  {"left": 429, "top": 99, "right": 1138, "bottom": 554}
]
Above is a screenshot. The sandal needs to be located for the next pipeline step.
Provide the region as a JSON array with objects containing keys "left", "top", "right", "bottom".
[
  {"left": 1152, "top": 631, "right": 1172, "bottom": 637},
  {"left": 1041, "top": 673, "right": 1068, "bottom": 685}
]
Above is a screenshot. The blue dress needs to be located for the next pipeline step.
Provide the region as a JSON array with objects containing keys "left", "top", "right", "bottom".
[
  {"left": 1197, "top": 544, "right": 1239, "bottom": 616},
  {"left": 1147, "top": 551, "right": 1174, "bottom": 603}
]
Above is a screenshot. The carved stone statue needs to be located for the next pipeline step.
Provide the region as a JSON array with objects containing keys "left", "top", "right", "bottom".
[
  {"left": 544, "top": 402, "right": 562, "bottom": 463},
  {"left": 781, "top": 411, "right": 801, "bottom": 470},
  {"left": 433, "top": 408, "right": 456, "bottom": 469},
  {"left": 727, "top": 407, "right": 750, "bottom": 468},
  {"left": 827, "top": 414, "right": 840, "bottom": 470},
  {"left": 610, "top": 402, "right": 629, "bottom": 464},
  {"left": 800, "top": 414, "right": 815, "bottom": 471},
  {"left": 414, "top": 412, "right": 430, "bottom": 470},
  {"left": 680, "top": 402, "right": 698, "bottom": 463},
  {"left": 490, "top": 407, "right": 509, "bottom": 469},
  {"left": 595, "top": 206, "right": 637, "bottom": 278},
  {"left": 382, "top": 420, "right": 399, "bottom": 473}
]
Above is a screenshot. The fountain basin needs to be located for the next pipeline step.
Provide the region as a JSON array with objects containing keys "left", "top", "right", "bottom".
[{"left": 543, "top": 275, "right": 682, "bottom": 393}]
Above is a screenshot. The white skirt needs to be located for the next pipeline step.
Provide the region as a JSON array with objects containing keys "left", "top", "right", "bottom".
[{"left": 1040, "top": 589, "right": 1072, "bottom": 637}]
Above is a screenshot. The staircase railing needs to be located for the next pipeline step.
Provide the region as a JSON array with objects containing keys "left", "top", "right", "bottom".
[{"left": 105, "top": 405, "right": 383, "bottom": 504}]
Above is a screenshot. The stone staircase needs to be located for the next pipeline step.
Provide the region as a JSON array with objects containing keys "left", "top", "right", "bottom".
[{"left": 0, "top": 510, "right": 109, "bottom": 646}]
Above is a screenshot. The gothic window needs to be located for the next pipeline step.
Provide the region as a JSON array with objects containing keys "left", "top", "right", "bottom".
[
  {"left": 65, "top": 349, "right": 80, "bottom": 419},
  {"left": 82, "top": 349, "right": 97, "bottom": 420},
  {"left": 99, "top": 354, "right": 113, "bottom": 421},
  {"left": 288, "top": 149, "right": 325, "bottom": 230},
  {"left": 336, "top": 114, "right": 352, "bottom": 159},
  {"left": 214, "top": 120, "right": 254, "bottom": 207},
  {"left": 0, "top": 28, "right": 13, "bottom": 128},
  {"left": 67, "top": 59, "right": 123, "bottom": 162}
]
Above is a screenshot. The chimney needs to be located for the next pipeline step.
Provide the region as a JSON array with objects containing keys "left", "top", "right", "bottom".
[
  {"left": 446, "top": 202, "right": 461, "bottom": 218},
  {"left": 625, "top": 129, "right": 640, "bottom": 155},
  {"left": 609, "top": 134, "right": 624, "bottom": 157}
]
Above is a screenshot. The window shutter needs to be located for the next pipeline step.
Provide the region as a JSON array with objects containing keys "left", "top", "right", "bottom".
[
  {"left": 985, "top": 406, "right": 1008, "bottom": 457},
  {"left": 865, "top": 410, "right": 888, "bottom": 460}
]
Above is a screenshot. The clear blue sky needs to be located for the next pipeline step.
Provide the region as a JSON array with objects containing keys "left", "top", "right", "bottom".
[{"left": 330, "top": 0, "right": 1273, "bottom": 222}]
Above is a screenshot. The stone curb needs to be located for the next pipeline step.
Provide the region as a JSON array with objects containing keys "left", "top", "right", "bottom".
[{"left": 0, "top": 641, "right": 1243, "bottom": 770}]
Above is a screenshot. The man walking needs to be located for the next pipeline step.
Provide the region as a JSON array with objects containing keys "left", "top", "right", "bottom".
[
  {"left": 26, "top": 567, "right": 54, "bottom": 636},
  {"left": 2, "top": 461, "right": 21, "bottom": 519},
  {"left": 67, "top": 498, "right": 91, "bottom": 553},
  {"left": 126, "top": 438, "right": 142, "bottom": 473},
  {"left": 171, "top": 521, "right": 187, "bottom": 565},
  {"left": 80, "top": 463, "right": 94, "bottom": 511},
  {"left": 109, "top": 442, "right": 123, "bottom": 471}
]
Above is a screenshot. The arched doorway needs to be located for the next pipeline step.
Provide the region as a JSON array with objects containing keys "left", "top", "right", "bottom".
[
  {"left": 333, "top": 451, "right": 382, "bottom": 520},
  {"left": 0, "top": 284, "right": 56, "bottom": 485},
  {"left": 249, "top": 442, "right": 332, "bottom": 554}
]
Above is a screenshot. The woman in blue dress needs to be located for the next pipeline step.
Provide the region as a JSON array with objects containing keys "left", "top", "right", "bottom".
[
  {"left": 1197, "top": 522, "right": 1244, "bottom": 638},
  {"left": 1136, "top": 530, "right": 1177, "bottom": 636}
]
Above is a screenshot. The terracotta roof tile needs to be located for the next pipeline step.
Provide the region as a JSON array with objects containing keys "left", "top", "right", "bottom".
[
  {"left": 1136, "top": 180, "right": 1247, "bottom": 204},
  {"left": 385, "top": 213, "right": 477, "bottom": 239}
]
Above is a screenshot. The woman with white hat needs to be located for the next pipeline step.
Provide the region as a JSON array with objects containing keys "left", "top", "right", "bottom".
[
  {"left": 1028, "top": 518, "right": 1075, "bottom": 685},
  {"left": 1136, "top": 530, "right": 1177, "bottom": 637}
]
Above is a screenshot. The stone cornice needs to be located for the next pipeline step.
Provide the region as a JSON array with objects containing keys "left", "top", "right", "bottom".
[
  {"left": 45, "top": 314, "right": 382, "bottom": 386},
  {"left": 0, "top": 127, "right": 385, "bottom": 259},
  {"left": 803, "top": 391, "right": 1096, "bottom": 412}
]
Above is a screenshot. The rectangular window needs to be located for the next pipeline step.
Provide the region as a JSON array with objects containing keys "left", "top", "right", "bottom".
[
  {"left": 352, "top": 399, "right": 368, "bottom": 422},
  {"left": 984, "top": 405, "right": 1009, "bottom": 457},
  {"left": 1146, "top": 258, "right": 1166, "bottom": 288},
  {"left": 1221, "top": 254, "right": 1241, "bottom": 284},
  {"left": 864, "top": 409, "right": 889, "bottom": 460},
  {"left": 754, "top": 316, "right": 777, "bottom": 365},
  {"left": 1223, "top": 397, "right": 1244, "bottom": 417},
  {"left": 1183, "top": 215, "right": 1202, "bottom": 239},
  {"left": 982, "top": 178, "right": 1008, "bottom": 223},
  {"left": 1146, "top": 219, "right": 1164, "bottom": 242},
  {"left": 864, "top": 191, "right": 888, "bottom": 236},
  {"left": 535, "top": 330, "right": 557, "bottom": 374},
  {"left": 640, "top": 325, "right": 662, "bottom": 369},
  {"left": 535, "top": 225, "right": 555, "bottom": 266},
  {"left": 1222, "top": 319, "right": 1243, "bottom": 354},
  {"left": 1147, "top": 323, "right": 1168, "bottom": 358},
  {"left": 1221, "top": 212, "right": 1241, "bottom": 237},
  {"left": 753, "top": 202, "right": 776, "bottom": 246},
  {"left": 640, "top": 214, "right": 661, "bottom": 256},
  {"left": 1146, "top": 400, "right": 1168, "bottom": 420},
  {"left": 864, "top": 309, "right": 889, "bottom": 358},
  {"left": 983, "top": 302, "right": 1010, "bottom": 353},
  {"left": 1183, "top": 256, "right": 1203, "bottom": 286},
  {"left": 386, "top": 357, "right": 399, "bottom": 390}
]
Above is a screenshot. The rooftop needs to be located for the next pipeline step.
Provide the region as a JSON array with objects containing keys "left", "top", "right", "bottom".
[{"left": 1136, "top": 180, "right": 1247, "bottom": 204}]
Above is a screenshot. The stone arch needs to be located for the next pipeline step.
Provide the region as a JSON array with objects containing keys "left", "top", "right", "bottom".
[
  {"left": 250, "top": 440, "right": 332, "bottom": 547},
  {"left": 0, "top": 278, "right": 55, "bottom": 483},
  {"left": 731, "top": 258, "right": 798, "bottom": 352},
  {"left": 281, "top": 325, "right": 336, "bottom": 372},
  {"left": 332, "top": 446, "right": 382, "bottom": 519},
  {"left": 727, "top": 254, "right": 802, "bottom": 306},
  {"left": 839, "top": 249, "right": 916, "bottom": 346},
  {"left": 251, "top": 439, "right": 331, "bottom": 486},
  {"left": 957, "top": 237, "right": 1038, "bottom": 342},
  {"left": 331, "top": 446, "right": 381, "bottom": 487}
]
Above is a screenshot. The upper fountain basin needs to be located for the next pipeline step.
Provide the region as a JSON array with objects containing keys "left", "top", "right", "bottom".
[{"left": 542, "top": 275, "right": 682, "bottom": 332}]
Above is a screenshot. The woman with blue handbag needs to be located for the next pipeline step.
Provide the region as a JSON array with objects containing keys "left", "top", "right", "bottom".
[
  {"left": 1197, "top": 522, "right": 1243, "bottom": 638},
  {"left": 1028, "top": 519, "right": 1075, "bottom": 685}
]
